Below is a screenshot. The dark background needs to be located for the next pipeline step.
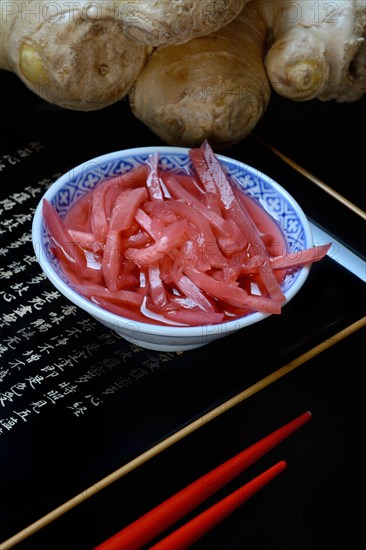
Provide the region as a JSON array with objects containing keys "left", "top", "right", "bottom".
[{"left": 1, "top": 68, "right": 365, "bottom": 550}]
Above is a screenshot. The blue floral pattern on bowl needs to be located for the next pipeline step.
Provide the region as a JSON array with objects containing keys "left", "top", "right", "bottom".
[
  {"left": 44, "top": 149, "right": 310, "bottom": 295},
  {"left": 33, "top": 146, "right": 313, "bottom": 352}
]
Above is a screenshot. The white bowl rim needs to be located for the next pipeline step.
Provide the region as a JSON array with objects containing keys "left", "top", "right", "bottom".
[{"left": 32, "top": 146, "right": 313, "bottom": 338}]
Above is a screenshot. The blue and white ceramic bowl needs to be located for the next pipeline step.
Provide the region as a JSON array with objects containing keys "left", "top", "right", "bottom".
[{"left": 32, "top": 146, "right": 313, "bottom": 352}]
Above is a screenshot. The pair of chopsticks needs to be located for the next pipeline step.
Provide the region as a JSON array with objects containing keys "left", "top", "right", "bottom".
[{"left": 94, "top": 411, "right": 311, "bottom": 550}]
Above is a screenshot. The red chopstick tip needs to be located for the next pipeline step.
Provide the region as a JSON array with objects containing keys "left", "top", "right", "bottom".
[
  {"left": 296, "top": 411, "right": 312, "bottom": 424},
  {"left": 149, "top": 461, "right": 287, "bottom": 550},
  {"left": 300, "top": 410, "right": 312, "bottom": 424},
  {"left": 93, "top": 412, "right": 309, "bottom": 550},
  {"left": 256, "top": 460, "right": 287, "bottom": 482},
  {"left": 275, "top": 460, "right": 287, "bottom": 473}
]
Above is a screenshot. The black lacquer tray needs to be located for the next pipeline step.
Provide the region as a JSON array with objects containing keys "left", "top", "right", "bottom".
[{"left": 0, "top": 71, "right": 365, "bottom": 550}]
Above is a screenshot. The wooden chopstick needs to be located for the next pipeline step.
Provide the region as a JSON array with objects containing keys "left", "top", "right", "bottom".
[
  {"left": 149, "top": 461, "right": 287, "bottom": 550},
  {"left": 252, "top": 134, "right": 366, "bottom": 220},
  {"left": 94, "top": 411, "right": 311, "bottom": 550},
  {"left": 4, "top": 318, "right": 363, "bottom": 550}
]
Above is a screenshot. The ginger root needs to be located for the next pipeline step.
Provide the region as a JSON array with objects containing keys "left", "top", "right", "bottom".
[
  {"left": 129, "top": 8, "right": 270, "bottom": 148},
  {"left": 261, "top": 0, "right": 366, "bottom": 101},
  {"left": 0, "top": 0, "right": 148, "bottom": 110},
  {"left": 115, "top": 0, "right": 249, "bottom": 46},
  {"left": 1, "top": 0, "right": 365, "bottom": 143},
  {"left": 130, "top": 0, "right": 366, "bottom": 147}
]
